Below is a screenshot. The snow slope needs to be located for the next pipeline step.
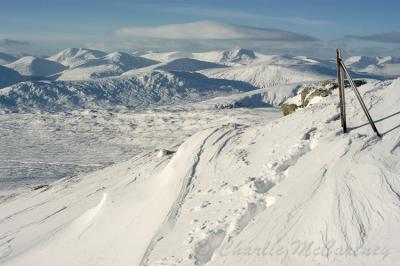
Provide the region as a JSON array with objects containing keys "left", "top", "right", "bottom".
[
  {"left": 345, "top": 56, "right": 400, "bottom": 78},
  {"left": 47, "top": 48, "right": 107, "bottom": 68},
  {"left": 141, "top": 51, "right": 192, "bottom": 63},
  {"left": 57, "top": 52, "right": 159, "bottom": 80},
  {"left": 0, "top": 109, "right": 280, "bottom": 266},
  {"left": 0, "top": 52, "right": 17, "bottom": 65},
  {"left": 0, "top": 65, "right": 23, "bottom": 88},
  {"left": 5, "top": 56, "right": 67, "bottom": 77},
  {"left": 142, "top": 48, "right": 259, "bottom": 66},
  {"left": 201, "top": 62, "right": 335, "bottom": 88},
  {"left": 0, "top": 77, "right": 399, "bottom": 266},
  {"left": 0, "top": 71, "right": 256, "bottom": 113},
  {"left": 144, "top": 79, "right": 400, "bottom": 266},
  {"left": 193, "top": 48, "right": 257, "bottom": 65},
  {"left": 156, "top": 58, "right": 227, "bottom": 72}
]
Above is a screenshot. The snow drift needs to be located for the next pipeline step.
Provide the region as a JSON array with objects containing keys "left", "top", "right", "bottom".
[{"left": 0, "top": 78, "right": 399, "bottom": 266}]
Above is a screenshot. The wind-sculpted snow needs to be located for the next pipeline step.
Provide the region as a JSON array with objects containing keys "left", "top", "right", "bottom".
[
  {"left": 0, "top": 78, "right": 399, "bottom": 265},
  {"left": 142, "top": 79, "right": 400, "bottom": 266},
  {"left": 0, "top": 71, "right": 256, "bottom": 113}
]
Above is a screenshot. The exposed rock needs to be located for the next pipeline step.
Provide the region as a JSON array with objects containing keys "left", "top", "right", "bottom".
[{"left": 282, "top": 103, "right": 299, "bottom": 116}]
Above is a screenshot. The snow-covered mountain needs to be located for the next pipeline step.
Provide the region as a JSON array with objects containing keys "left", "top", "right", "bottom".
[
  {"left": 57, "top": 52, "right": 159, "bottom": 80},
  {"left": 141, "top": 51, "right": 192, "bottom": 63},
  {"left": 345, "top": 55, "right": 400, "bottom": 78},
  {"left": 0, "top": 52, "right": 18, "bottom": 65},
  {"left": 48, "top": 48, "right": 108, "bottom": 68},
  {"left": 156, "top": 58, "right": 226, "bottom": 72},
  {"left": 5, "top": 56, "right": 67, "bottom": 77},
  {"left": 142, "top": 48, "right": 258, "bottom": 65},
  {"left": 0, "top": 65, "right": 23, "bottom": 88},
  {"left": 193, "top": 48, "right": 257, "bottom": 65},
  {"left": 0, "top": 71, "right": 256, "bottom": 113},
  {"left": 200, "top": 61, "right": 336, "bottom": 88}
]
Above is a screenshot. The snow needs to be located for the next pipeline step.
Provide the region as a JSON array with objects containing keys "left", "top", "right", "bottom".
[
  {"left": 192, "top": 48, "right": 257, "bottom": 65},
  {"left": 0, "top": 107, "right": 280, "bottom": 194},
  {"left": 57, "top": 52, "right": 159, "bottom": 80},
  {"left": 200, "top": 62, "right": 335, "bottom": 88},
  {"left": 0, "top": 77, "right": 399, "bottom": 265},
  {"left": 345, "top": 55, "right": 400, "bottom": 78},
  {"left": 141, "top": 51, "right": 192, "bottom": 63},
  {"left": 5, "top": 56, "right": 66, "bottom": 77},
  {"left": 47, "top": 48, "right": 107, "bottom": 68},
  {"left": 156, "top": 58, "right": 226, "bottom": 72},
  {"left": 0, "top": 70, "right": 255, "bottom": 113},
  {"left": 201, "top": 83, "right": 302, "bottom": 108},
  {"left": 0, "top": 48, "right": 400, "bottom": 266}
]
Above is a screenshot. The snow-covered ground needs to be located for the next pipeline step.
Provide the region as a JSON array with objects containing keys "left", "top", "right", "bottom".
[
  {"left": 0, "top": 75, "right": 399, "bottom": 265},
  {"left": 0, "top": 47, "right": 399, "bottom": 266},
  {"left": 0, "top": 107, "right": 280, "bottom": 196}
]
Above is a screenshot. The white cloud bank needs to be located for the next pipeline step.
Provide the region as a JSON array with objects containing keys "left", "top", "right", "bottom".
[{"left": 113, "top": 21, "right": 317, "bottom": 41}]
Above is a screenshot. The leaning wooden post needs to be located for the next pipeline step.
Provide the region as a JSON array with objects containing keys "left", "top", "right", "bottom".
[
  {"left": 336, "top": 49, "right": 347, "bottom": 133},
  {"left": 340, "top": 61, "right": 381, "bottom": 137}
]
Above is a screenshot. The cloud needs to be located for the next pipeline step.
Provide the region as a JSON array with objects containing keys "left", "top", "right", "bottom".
[
  {"left": 348, "top": 32, "right": 400, "bottom": 43},
  {"left": 114, "top": 21, "right": 317, "bottom": 42},
  {"left": 165, "top": 7, "right": 331, "bottom": 26},
  {"left": 165, "top": 6, "right": 264, "bottom": 20},
  {"left": 0, "top": 38, "right": 30, "bottom": 46}
]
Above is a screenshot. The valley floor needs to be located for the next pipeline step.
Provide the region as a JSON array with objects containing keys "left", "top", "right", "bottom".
[{"left": 0, "top": 107, "right": 281, "bottom": 197}]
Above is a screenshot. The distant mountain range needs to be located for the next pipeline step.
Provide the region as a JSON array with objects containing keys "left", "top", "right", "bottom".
[{"left": 0, "top": 47, "right": 399, "bottom": 113}]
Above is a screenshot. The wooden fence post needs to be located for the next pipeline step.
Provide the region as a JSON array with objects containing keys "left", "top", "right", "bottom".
[
  {"left": 336, "top": 49, "right": 347, "bottom": 133},
  {"left": 339, "top": 59, "right": 381, "bottom": 137}
]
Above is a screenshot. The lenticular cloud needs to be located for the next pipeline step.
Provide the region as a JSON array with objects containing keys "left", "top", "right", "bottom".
[{"left": 113, "top": 21, "right": 317, "bottom": 41}]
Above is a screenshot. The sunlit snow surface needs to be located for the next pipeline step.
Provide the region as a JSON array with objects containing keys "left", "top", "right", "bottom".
[
  {"left": 0, "top": 78, "right": 399, "bottom": 266},
  {"left": 0, "top": 107, "right": 281, "bottom": 196},
  {"left": 1, "top": 47, "right": 400, "bottom": 266}
]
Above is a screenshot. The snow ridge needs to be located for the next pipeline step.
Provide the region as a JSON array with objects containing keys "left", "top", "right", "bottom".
[{"left": 0, "top": 71, "right": 256, "bottom": 113}]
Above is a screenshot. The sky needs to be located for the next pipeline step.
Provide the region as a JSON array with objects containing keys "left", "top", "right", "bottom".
[{"left": 1, "top": 0, "right": 400, "bottom": 57}]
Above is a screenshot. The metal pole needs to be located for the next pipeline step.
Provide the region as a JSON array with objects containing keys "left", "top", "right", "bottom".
[
  {"left": 340, "top": 61, "right": 381, "bottom": 137},
  {"left": 336, "top": 49, "right": 347, "bottom": 133}
]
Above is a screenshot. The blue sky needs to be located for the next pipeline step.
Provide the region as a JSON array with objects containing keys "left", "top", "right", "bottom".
[{"left": 1, "top": 0, "right": 400, "bottom": 57}]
